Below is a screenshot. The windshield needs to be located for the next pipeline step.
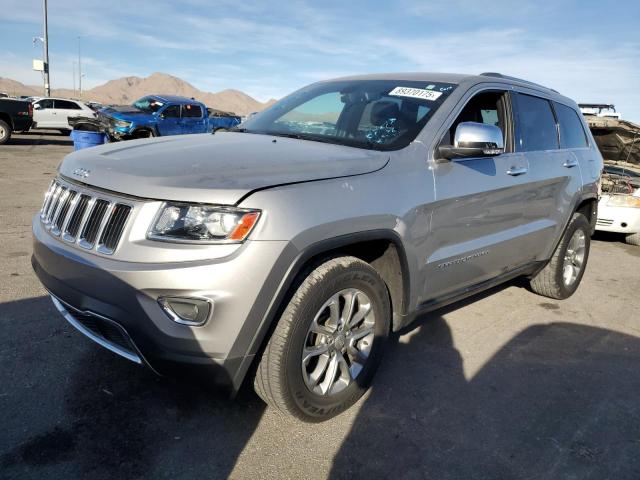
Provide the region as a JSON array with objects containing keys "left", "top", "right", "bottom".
[
  {"left": 239, "top": 80, "right": 456, "bottom": 150},
  {"left": 132, "top": 96, "right": 164, "bottom": 113}
]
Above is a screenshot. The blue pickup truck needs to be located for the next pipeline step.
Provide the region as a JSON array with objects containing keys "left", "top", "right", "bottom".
[{"left": 98, "top": 95, "right": 241, "bottom": 140}]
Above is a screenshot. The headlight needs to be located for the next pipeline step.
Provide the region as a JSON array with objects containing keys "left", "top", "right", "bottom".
[
  {"left": 607, "top": 195, "right": 640, "bottom": 208},
  {"left": 148, "top": 203, "right": 261, "bottom": 243},
  {"left": 114, "top": 120, "right": 131, "bottom": 128}
]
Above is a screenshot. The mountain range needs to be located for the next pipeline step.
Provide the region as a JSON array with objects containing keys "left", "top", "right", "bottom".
[{"left": 0, "top": 72, "right": 276, "bottom": 115}]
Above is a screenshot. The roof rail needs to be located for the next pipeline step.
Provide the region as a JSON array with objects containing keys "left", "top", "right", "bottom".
[{"left": 479, "top": 72, "right": 559, "bottom": 93}]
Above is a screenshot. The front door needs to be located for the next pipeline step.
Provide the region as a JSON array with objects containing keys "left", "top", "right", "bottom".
[
  {"left": 421, "top": 89, "right": 532, "bottom": 303},
  {"left": 33, "top": 99, "right": 55, "bottom": 128},
  {"left": 156, "top": 105, "right": 182, "bottom": 136}
]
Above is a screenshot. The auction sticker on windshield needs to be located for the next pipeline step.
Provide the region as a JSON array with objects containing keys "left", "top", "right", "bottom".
[{"left": 388, "top": 87, "right": 443, "bottom": 101}]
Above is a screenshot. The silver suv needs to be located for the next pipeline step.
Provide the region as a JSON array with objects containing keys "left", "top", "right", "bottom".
[{"left": 32, "top": 73, "right": 602, "bottom": 421}]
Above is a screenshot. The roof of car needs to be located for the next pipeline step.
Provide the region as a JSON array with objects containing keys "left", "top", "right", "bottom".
[{"left": 322, "top": 72, "right": 573, "bottom": 104}]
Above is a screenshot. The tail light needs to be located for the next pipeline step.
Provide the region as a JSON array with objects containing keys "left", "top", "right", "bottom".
[{"left": 28, "top": 102, "right": 33, "bottom": 117}]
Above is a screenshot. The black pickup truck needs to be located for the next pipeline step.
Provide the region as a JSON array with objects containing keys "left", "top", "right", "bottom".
[{"left": 0, "top": 99, "right": 33, "bottom": 145}]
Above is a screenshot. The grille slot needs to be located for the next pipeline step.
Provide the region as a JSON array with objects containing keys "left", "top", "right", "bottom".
[
  {"left": 98, "top": 204, "right": 132, "bottom": 253},
  {"left": 79, "top": 199, "right": 110, "bottom": 247},
  {"left": 53, "top": 190, "right": 77, "bottom": 233},
  {"left": 45, "top": 185, "right": 64, "bottom": 223},
  {"left": 39, "top": 179, "right": 133, "bottom": 255},
  {"left": 64, "top": 194, "right": 91, "bottom": 239}
]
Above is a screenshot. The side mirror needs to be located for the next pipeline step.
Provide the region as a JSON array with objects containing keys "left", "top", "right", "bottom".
[
  {"left": 438, "top": 122, "right": 504, "bottom": 160},
  {"left": 33, "top": 103, "right": 42, "bottom": 110}
]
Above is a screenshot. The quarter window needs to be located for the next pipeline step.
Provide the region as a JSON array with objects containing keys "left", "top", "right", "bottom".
[
  {"left": 554, "top": 102, "right": 589, "bottom": 148},
  {"left": 514, "top": 93, "right": 559, "bottom": 152}
]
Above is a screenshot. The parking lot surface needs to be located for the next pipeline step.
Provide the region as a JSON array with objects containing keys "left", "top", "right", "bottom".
[{"left": 1, "top": 131, "right": 640, "bottom": 479}]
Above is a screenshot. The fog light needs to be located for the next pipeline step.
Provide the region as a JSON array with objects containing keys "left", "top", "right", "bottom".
[{"left": 158, "top": 297, "right": 212, "bottom": 326}]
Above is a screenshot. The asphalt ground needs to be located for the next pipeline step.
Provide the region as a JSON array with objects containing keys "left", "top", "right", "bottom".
[{"left": 1, "top": 131, "right": 639, "bottom": 479}]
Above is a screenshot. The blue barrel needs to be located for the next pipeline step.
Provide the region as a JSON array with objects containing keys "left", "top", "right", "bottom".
[{"left": 71, "top": 130, "right": 108, "bottom": 150}]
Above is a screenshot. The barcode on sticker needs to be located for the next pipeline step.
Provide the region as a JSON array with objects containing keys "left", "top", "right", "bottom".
[{"left": 388, "top": 87, "right": 443, "bottom": 101}]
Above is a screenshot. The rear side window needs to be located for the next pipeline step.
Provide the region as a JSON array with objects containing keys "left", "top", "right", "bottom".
[
  {"left": 554, "top": 102, "right": 588, "bottom": 148},
  {"left": 55, "top": 100, "right": 81, "bottom": 110},
  {"left": 514, "top": 93, "right": 558, "bottom": 152},
  {"left": 182, "top": 104, "right": 202, "bottom": 118}
]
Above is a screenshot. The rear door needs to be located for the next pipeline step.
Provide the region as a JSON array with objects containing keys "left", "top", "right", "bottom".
[
  {"left": 180, "top": 103, "right": 206, "bottom": 134},
  {"left": 33, "top": 99, "right": 55, "bottom": 127},
  {"left": 156, "top": 105, "right": 182, "bottom": 136},
  {"left": 511, "top": 92, "right": 583, "bottom": 261},
  {"left": 54, "top": 99, "right": 83, "bottom": 129},
  {"left": 423, "top": 88, "right": 533, "bottom": 303}
]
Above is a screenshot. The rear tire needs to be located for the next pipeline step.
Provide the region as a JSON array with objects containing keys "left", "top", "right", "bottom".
[
  {"left": 625, "top": 232, "right": 640, "bottom": 246},
  {"left": 254, "top": 256, "right": 391, "bottom": 422},
  {"left": 529, "top": 213, "right": 591, "bottom": 299},
  {"left": 0, "top": 119, "right": 11, "bottom": 145}
]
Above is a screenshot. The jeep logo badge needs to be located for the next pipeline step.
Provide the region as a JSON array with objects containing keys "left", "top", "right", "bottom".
[{"left": 72, "top": 168, "right": 91, "bottom": 179}]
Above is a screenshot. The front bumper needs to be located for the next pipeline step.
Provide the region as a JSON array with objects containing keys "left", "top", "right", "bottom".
[
  {"left": 32, "top": 216, "right": 290, "bottom": 389},
  {"left": 596, "top": 198, "right": 640, "bottom": 233}
]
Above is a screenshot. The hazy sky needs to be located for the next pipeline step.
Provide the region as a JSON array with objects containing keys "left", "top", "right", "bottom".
[{"left": 1, "top": 0, "right": 639, "bottom": 121}]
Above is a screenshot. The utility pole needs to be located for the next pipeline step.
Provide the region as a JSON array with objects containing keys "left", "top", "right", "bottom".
[
  {"left": 78, "top": 36, "right": 82, "bottom": 97},
  {"left": 72, "top": 62, "right": 76, "bottom": 97},
  {"left": 42, "top": 0, "right": 50, "bottom": 96}
]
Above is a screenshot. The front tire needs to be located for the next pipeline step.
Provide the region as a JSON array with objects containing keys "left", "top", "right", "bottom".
[
  {"left": 254, "top": 256, "right": 391, "bottom": 422},
  {"left": 529, "top": 213, "right": 591, "bottom": 299},
  {"left": 0, "top": 119, "right": 11, "bottom": 145}
]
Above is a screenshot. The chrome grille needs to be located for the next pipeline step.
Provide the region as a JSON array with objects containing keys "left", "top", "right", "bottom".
[{"left": 40, "top": 179, "right": 132, "bottom": 255}]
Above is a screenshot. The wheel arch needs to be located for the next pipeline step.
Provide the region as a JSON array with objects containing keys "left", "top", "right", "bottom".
[
  {"left": 0, "top": 112, "right": 13, "bottom": 130},
  {"left": 230, "top": 230, "right": 411, "bottom": 392}
]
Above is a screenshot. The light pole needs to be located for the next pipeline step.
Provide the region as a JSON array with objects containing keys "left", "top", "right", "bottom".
[
  {"left": 42, "top": 0, "right": 50, "bottom": 97},
  {"left": 78, "top": 36, "right": 83, "bottom": 97},
  {"left": 72, "top": 62, "right": 76, "bottom": 97}
]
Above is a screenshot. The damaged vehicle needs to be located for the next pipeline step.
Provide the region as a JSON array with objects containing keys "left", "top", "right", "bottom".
[
  {"left": 98, "top": 95, "right": 241, "bottom": 140},
  {"left": 580, "top": 104, "right": 640, "bottom": 245},
  {"left": 596, "top": 161, "right": 640, "bottom": 245},
  {"left": 32, "top": 73, "right": 601, "bottom": 421}
]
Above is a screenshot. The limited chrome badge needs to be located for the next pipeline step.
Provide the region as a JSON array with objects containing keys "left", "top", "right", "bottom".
[{"left": 73, "top": 167, "right": 91, "bottom": 179}]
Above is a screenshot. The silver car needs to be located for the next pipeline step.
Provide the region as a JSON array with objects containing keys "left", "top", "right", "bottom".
[{"left": 32, "top": 73, "right": 602, "bottom": 421}]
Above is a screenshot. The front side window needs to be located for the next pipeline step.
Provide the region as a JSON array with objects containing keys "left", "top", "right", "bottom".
[
  {"left": 514, "top": 93, "right": 559, "bottom": 152},
  {"left": 161, "top": 105, "right": 181, "bottom": 118},
  {"left": 37, "top": 99, "right": 54, "bottom": 109},
  {"left": 554, "top": 102, "right": 588, "bottom": 149},
  {"left": 240, "top": 80, "right": 457, "bottom": 150},
  {"left": 440, "top": 90, "right": 511, "bottom": 150},
  {"left": 182, "top": 104, "right": 202, "bottom": 118}
]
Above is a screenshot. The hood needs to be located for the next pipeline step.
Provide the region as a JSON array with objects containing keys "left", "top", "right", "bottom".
[
  {"left": 59, "top": 133, "right": 389, "bottom": 205},
  {"left": 99, "top": 106, "right": 155, "bottom": 123}
]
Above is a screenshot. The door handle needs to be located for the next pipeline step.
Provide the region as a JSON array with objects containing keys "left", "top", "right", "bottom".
[
  {"left": 563, "top": 159, "right": 578, "bottom": 168},
  {"left": 507, "top": 166, "right": 528, "bottom": 176}
]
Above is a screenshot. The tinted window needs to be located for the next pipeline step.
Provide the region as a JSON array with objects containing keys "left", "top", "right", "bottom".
[
  {"left": 514, "top": 93, "right": 558, "bottom": 151},
  {"left": 182, "top": 104, "right": 202, "bottom": 118},
  {"left": 55, "top": 100, "right": 81, "bottom": 110},
  {"left": 37, "top": 99, "right": 54, "bottom": 109},
  {"left": 554, "top": 102, "right": 588, "bottom": 148},
  {"left": 162, "top": 105, "right": 181, "bottom": 118}
]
